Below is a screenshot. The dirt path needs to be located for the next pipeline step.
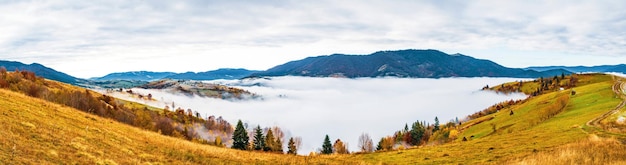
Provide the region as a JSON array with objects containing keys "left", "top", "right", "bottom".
[{"left": 584, "top": 76, "right": 626, "bottom": 140}]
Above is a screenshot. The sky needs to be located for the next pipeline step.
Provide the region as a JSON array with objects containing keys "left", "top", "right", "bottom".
[{"left": 1, "top": 0, "right": 626, "bottom": 78}]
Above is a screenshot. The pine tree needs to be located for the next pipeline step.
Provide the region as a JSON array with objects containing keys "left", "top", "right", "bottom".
[
  {"left": 321, "top": 135, "right": 333, "bottom": 154},
  {"left": 410, "top": 120, "right": 425, "bottom": 145},
  {"left": 231, "top": 120, "right": 249, "bottom": 150},
  {"left": 264, "top": 129, "right": 275, "bottom": 152},
  {"left": 287, "top": 137, "right": 297, "bottom": 155},
  {"left": 433, "top": 117, "right": 440, "bottom": 132},
  {"left": 253, "top": 125, "right": 265, "bottom": 151}
]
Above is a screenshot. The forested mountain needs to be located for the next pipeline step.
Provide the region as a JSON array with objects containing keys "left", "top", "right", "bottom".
[
  {"left": 252, "top": 49, "right": 569, "bottom": 78},
  {"left": 0, "top": 60, "right": 84, "bottom": 84}
]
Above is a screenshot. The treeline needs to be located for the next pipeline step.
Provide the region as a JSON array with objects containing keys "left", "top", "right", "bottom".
[
  {"left": 0, "top": 68, "right": 232, "bottom": 146},
  {"left": 532, "top": 94, "right": 570, "bottom": 125},
  {"left": 311, "top": 117, "right": 461, "bottom": 155},
  {"left": 467, "top": 99, "right": 526, "bottom": 120},
  {"left": 231, "top": 120, "right": 302, "bottom": 155},
  {"left": 486, "top": 73, "right": 579, "bottom": 95},
  {"left": 377, "top": 117, "right": 460, "bottom": 151}
]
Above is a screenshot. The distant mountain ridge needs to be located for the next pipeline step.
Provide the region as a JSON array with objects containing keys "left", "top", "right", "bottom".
[
  {"left": 91, "top": 68, "right": 259, "bottom": 81},
  {"left": 526, "top": 64, "right": 626, "bottom": 73},
  {"left": 165, "top": 68, "right": 259, "bottom": 80},
  {"left": 252, "top": 49, "right": 570, "bottom": 78},
  {"left": 0, "top": 60, "right": 84, "bottom": 84},
  {"left": 91, "top": 71, "right": 176, "bottom": 81}
]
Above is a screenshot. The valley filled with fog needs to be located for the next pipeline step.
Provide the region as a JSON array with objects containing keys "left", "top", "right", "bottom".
[{"left": 102, "top": 76, "right": 528, "bottom": 154}]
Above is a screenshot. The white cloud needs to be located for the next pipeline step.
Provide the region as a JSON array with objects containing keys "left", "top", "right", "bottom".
[
  {"left": 0, "top": 0, "right": 625, "bottom": 78},
  {"left": 100, "top": 77, "right": 529, "bottom": 154}
]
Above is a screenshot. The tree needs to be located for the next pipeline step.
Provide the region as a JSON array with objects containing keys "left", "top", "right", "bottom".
[
  {"left": 287, "top": 137, "right": 297, "bottom": 155},
  {"left": 214, "top": 136, "right": 223, "bottom": 147},
  {"left": 275, "top": 135, "right": 283, "bottom": 153},
  {"left": 321, "top": 135, "right": 333, "bottom": 154},
  {"left": 434, "top": 117, "right": 440, "bottom": 132},
  {"left": 376, "top": 136, "right": 394, "bottom": 151},
  {"left": 252, "top": 125, "right": 265, "bottom": 151},
  {"left": 410, "top": 121, "right": 425, "bottom": 145},
  {"left": 333, "top": 139, "right": 349, "bottom": 154},
  {"left": 232, "top": 120, "right": 249, "bottom": 150},
  {"left": 358, "top": 133, "right": 374, "bottom": 153},
  {"left": 264, "top": 129, "right": 275, "bottom": 152}
]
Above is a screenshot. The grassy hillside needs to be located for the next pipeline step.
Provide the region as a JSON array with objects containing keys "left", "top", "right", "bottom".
[
  {"left": 2, "top": 71, "right": 625, "bottom": 164},
  {"left": 0, "top": 88, "right": 365, "bottom": 164},
  {"left": 345, "top": 74, "right": 626, "bottom": 164}
]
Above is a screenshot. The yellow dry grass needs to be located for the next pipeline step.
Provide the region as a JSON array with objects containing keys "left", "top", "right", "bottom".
[{"left": 0, "top": 88, "right": 363, "bottom": 164}]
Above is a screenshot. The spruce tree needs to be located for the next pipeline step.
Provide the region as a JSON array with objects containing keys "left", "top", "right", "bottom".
[
  {"left": 287, "top": 137, "right": 297, "bottom": 155},
  {"left": 264, "top": 129, "right": 275, "bottom": 152},
  {"left": 321, "top": 135, "right": 333, "bottom": 154},
  {"left": 433, "top": 117, "right": 440, "bottom": 132},
  {"left": 231, "top": 120, "right": 249, "bottom": 150},
  {"left": 253, "top": 125, "right": 265, "bottom": 151}
]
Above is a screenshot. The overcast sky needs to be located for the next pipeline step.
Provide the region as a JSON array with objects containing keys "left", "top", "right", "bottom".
[{"left": 1, "top": 0, "right": 625, "bottom": 78}]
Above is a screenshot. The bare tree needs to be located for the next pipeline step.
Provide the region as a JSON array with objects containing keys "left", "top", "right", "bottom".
[
  {"left": 293, "top": 136, "right": 302, "bottom": 152},
  {"left": 358, "top": 133, "right": 374, "bottom": 153}
]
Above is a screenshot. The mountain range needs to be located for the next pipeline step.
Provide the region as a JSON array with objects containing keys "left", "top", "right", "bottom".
[
  {"left": 90, "top": 68, "right": 259, "bottom": 81},
  {"left": 2, "top": 49, "right": 626, "bottom": 85},
  {"left": 251, "top": 49, "right": 571, "bottom": 78},
  {"left": 525, "top": 64, "right": 626, "bottom": 73}
]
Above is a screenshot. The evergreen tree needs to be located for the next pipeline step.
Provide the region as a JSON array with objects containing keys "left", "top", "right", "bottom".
[
  {"left": 410, "top": 120, "right": 425, "bottom": 145},
  {"left": 264, "top": 129, "right": 275, "bottom": 152},
  {"left": 275, "top": 136, "right": 284, "bottom": 153},
  {"left": 434, "top": 117, "right": 440, "bottom": 132},
  {"left": 321, "top": 135, "right": 333, "bottom": 154},
  {"left": 232, "top": 120, "right": 249, "bottom": 150},
  {"left": 253, "top": 125, "right": 265, "bottom": 151},
  {"left": 287, "top": 137, "right": 297, "bottom": 155}
]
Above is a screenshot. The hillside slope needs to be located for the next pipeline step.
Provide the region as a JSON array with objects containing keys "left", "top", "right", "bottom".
[
  {"left": 0, "top": 88, "right": 360, "bottom": 164},
  {"left": 253, "top": 49, "right": 569, "bottom": 78},
  {"left": 346, "top": 74, "right": 626, "bottom": 164}
]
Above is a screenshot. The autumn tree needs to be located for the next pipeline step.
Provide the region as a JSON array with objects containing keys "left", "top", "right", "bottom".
[
  {"left": 275, "top": 135, "right": 283, "bottom": 153},
  {"left": 287, "top": 137, "right": 297, "bottom": 155},
  {"left": 376, "top": 136, "right": 394, "bottom": 151},
  {"left": 264, "top": 129, "right": 276, "bottom": 152},
  {"left": 321, "top": 135, "right": 333, "bottom": 154},
  {"left": 252, "top": 125, "right": 265, "bottom": 151},
  {"left": 155, "top": 116, "right": 176, "bottom": 135},
  {"left": 358, "top": 133, "right": 374, "bottom": 153},
  {"left": 333, "top": 139, "right": 349, "bottom": 154},
  {"left": 232, "top": 120, "right": 249, "bottom": 150}
]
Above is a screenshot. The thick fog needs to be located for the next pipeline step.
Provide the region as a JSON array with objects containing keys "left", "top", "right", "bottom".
[{"left": 104, "top": 76, "right": 528, "bottom": 154}]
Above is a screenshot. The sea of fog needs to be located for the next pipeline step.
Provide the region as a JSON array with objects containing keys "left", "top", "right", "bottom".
[{"left": 101, "top": 76, "right": 529, "bottom": 154}]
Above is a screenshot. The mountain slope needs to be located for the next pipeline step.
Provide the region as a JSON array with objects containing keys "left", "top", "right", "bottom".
[
  {"left": 253, "top": 49, "right": 568, "bottom": 78},
  {"left": 526, "top": 64, "right": 626, "bottom": 73},
  {"left": 91, "top": 71, "right": 176, "bottom": 81},
  {"left": 166, "top": 68, "right": 259, "bottom": 80},
  {"left": 0, "top": 60, "right": 83, "bottom": 84},
  {"left": 0, "top": 82, "right": 358, "bottom": 164}
]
